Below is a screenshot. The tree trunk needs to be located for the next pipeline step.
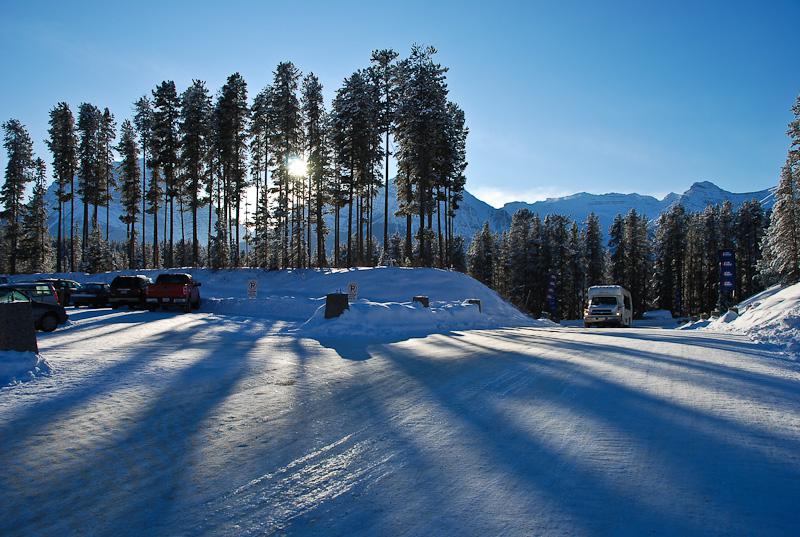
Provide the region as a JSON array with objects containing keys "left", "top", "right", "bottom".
[
  {"left": 384, "top": 130, "right": 389, "bottom": 251},
  {"left": 56, "top": 200, "right": 63, "bottom": 272},
  {"left": 141, "top": 147, "right": 147, "bottom": 269}
]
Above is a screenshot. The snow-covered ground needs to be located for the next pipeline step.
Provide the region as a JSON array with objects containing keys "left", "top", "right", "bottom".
[
  {"left": 1, "top": 307, "right": 799, "bottom": 535},
  {"left": 681, "top": 283, "right": 800, "bottom": 356},
  {"left": 0, "top": 350, "right": 51, "bottom": 386}
]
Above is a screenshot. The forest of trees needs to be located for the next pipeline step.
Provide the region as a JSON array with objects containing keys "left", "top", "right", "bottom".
[
  {"left": 465, "top": 94, "right": 800, "bottom": 320},
  {"left": 0, "top": 45, "right": 468, "bottom": 274},
  {"left": 3, "top": 50, "right": 800, "bottom": 323}
]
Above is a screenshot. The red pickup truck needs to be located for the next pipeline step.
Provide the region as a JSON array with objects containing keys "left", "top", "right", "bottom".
[{"left": 145, "top": 273, "right": 201, "bottom": 312}]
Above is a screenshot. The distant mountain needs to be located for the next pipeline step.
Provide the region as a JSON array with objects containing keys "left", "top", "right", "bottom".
[
  {"left": 45, "top": 170, "right": 774, "bottom": 251},
  {"left": 502, "top": 181, "right": 774, "bottom": 236}
]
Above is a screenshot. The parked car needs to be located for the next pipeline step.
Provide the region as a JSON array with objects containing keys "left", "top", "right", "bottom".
[
  {"left": 145, "top": 273, "right": 201, "bottom": 312},
  {"left": 109, "top": 275, "right": 152, "bottom": 309},
  {"left": 0, "top": 287, "right": 68, "bottom": 332},
  {"left": 36, "top": 278, "right": 82, "bottom": 306},
  {"left": 0, "top": 282, "right": 60, "bottom": 305},
  {"left": 71, "top": 282, "right": 112, "bottom": 308}
]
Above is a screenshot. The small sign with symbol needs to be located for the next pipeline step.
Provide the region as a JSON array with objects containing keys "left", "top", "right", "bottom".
[
  {"left": 347, "top": 282, "right": 358, "bottom": 301},
  {"left": 247, "top": 279, "right": 258, "bottom": 299}
]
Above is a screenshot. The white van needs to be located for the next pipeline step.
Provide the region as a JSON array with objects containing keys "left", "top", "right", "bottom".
[{"left": 584, "top": 285, "right": 633, "bottom": 328}]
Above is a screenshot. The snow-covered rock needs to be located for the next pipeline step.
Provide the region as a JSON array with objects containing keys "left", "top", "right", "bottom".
[{"left": 0, "top": 350, "right": 51, "bottom": 386}]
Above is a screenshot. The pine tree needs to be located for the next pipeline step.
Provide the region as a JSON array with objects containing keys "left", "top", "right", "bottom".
[
  {"left": 584, "top": 212, "right": 605, "bottom": 287},
  {"left": 608, "top": 214, "right": 626, "bottom": 284},
  {"left": 653, "top": 204, "right": 686, "bottom": 314},
  {"left": 1, "top": 119, "right": 35, "bottom": 274},
  {"left": 760, "top": 161, "right": 800, "bottom": 283},
  {"left": 370, "top": 48, "right": 399, "bottom": 251},
  {"left": 77, "top": 103, "right": 102, "bottom": 250},
  {"left": 46, "top": 102, "right": 78, "bottom": 272},
  {"left": 117, "top": 119, "right": 141, "bottom": 268},
  {"left": 152, "top": 81, "right": 181, "bottom": 267},
  {"left": 209, "top": 215, "right": 230, "bottom": 270},
  {"left": 99, "top": 108, "right": 116, "bottom": 241},
  {"left": 735, "top": 199, "right": 766, "bottom": 298},
  {"left": 302, "top": 73, "right": 331, "bottom": 267},
  {"left": 180, "top": 79, "right": 213, "bottom": 265},
  {"left": 467, "top": 222, "right": 494, "bottom": 286},
  {"left": 82, "top": 225, "right": 113, "bottom": 273},
  {"left": 133, "top": 96, "right": 154, "bottom": 268},
  {"left": 21, "top": 158, "right": 53, "bottom": 273}
]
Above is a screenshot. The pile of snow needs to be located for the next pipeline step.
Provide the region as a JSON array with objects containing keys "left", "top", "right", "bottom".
[
  {"left": 16, "top": 266, "right": 538, "bottom": 335},
  {"left": 681, "top": 283, "right": 800, "bottom": 356},
  {"left": 300, "top": 298, "right": 541, "bottom": 338},
  {"left": 0, "top": 350, "right": 51, "bottom": 386}
]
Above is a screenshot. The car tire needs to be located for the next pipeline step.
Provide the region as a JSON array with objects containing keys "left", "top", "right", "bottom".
[{"left": 40, "top": 313, "right": 59, "bottom": 332}]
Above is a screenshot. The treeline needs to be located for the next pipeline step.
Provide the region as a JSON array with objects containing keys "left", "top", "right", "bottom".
[
  {"left": 0, "top": 45, "right": 468, "bottom": 274},
  {"left": 468, "top": 202, "right": 767, "bottom": 320}
]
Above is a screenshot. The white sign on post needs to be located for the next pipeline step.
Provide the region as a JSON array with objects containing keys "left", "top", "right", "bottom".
[
  {"left": 247, "top": 279, "right": 258, "bottom": 299},
  {"left": 347, "top": 282, "right": 358, "bottom": 301}
]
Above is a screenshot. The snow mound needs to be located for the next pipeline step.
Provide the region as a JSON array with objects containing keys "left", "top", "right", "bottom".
[
  {"left": 0, "top": 350, "right": 52, "bottom": 386},
  {"left": 24, "top": 266, "right": 538, "bottom": 335},
  {"left": 687, "top": 282, "right": 800, "bottom": 356},
  {"left": 299, "top": 298, "right": 543, "bottom": 338}
]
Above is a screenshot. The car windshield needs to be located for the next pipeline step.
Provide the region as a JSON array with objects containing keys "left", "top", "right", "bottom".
[
  {"left": 591, "top": 296, "right": 619, "bottom": 306},
  {"left": 156, "top": 274, "right": 190, "bottom": 285},
  {"left": 84, "top": 284, "right": 104, "bottom": 290}
]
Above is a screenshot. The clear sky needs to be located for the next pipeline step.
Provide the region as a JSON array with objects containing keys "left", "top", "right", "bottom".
[{"left": 1, "top": 0, "right": 798, "bottom": 207}]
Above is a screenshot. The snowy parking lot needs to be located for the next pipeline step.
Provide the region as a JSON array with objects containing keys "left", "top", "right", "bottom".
[{"left": 2, "top": 306, "right": 799, "bottom": 536}]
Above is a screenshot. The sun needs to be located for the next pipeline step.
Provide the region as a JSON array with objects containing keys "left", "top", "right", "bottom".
[{"left": 288, "top": 156, "right": 308, "bottom": 177}]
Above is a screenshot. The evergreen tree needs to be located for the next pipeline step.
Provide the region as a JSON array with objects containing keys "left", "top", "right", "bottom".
[
  {"left": 21, "top": 158, "right": 53, "bottom": 273},
  {"left": 133, "top": 96, "right": 154, "bottom": 268},
  {"left": 653, "top": 204, "right": 686, "bottom": 314},
  {"left": 179, "top": 79, "right": 212, "bottom": 265},
  {"left": 99, "top": 108, "right": 116, "bottom": 241},
  {"left": 1, "top": 119, "right": 35, "bottom": 274},
  {"left": 584, "top": 212, "right": 605, "bottom": 287},
  {"left": 209, "top": 215, "right": 230, "bottom": 269},
  {"left": 117, "top": 119, "right": 141, "bottom": 268},
  {"left": 46, "top": 102, "right": 78, "bottom": 272},
  {"left": 152, "top": 81, "right": 181, "bottom": 267},
  {"left": 608, "top": 214, "right": 626, "bottom": 284},
  {"left": 760, "top": 161, "right": 800, "bottom": 283},
  {"left": 77, "top": 103, "right": 101, "bottom": 249},
  {"left": 370, "top": 48, "right": 399, "bottom": 251},
  {"left": 302, "top": 73, "right": 331, "bottom": 267},
  {"left": 82, "top": 225, "right": 113, "bottom": 273},
  {"left": 467, "top": 222, "right": 494, "bottom": 286}
]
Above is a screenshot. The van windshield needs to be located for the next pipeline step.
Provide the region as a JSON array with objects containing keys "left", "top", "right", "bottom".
[{"left": 591, "top": 296, "right": 618, "bottom": 306}]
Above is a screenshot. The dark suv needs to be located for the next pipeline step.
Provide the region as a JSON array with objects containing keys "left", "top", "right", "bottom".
[{"left": 109, "top": 275, "right": 152, "bottom": 309}]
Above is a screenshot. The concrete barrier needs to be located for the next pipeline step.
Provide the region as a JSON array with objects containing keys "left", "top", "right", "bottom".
[
  {"left": 325, "top": 293, "right": 350, "bottom": 319},
  {"left": 0, "top": 302, "right": 39, "bottom": 352},
  {"left": 412, "top": 296, "right": 429, "bottom": 308}
]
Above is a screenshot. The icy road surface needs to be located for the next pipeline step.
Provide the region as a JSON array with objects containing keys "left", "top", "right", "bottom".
[{"left": 2, "top": 308, "right": 799, "bottom": 536}]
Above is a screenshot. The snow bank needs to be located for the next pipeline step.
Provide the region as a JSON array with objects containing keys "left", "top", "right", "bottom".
[
  {"left": 0, "top": 350, "right": 52, "bottom": 386},
  {"left": 681, "top": 282, "right": 800, "bottom": 356},
  {"left": 20, "top": 266, "right": 538, "bottom": 335},
  {"left": 643, "top": 309, "right": 673, "bottom": 320},
  {"left": 300, "top": 298, "right": 542, "bottom": 338}
]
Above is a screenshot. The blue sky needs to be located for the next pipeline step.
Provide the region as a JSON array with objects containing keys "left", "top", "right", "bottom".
[{"left": 1, "top": 0, "right": 797, "bottom": 207}]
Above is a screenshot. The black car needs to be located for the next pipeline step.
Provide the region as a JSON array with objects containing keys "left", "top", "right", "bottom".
[
  {"left": 71, "top": 282, "right": 112, "bottom": 308},
  {"left": 36, "top": 278, "right": 81, "bottom": 307},
  {"left": 0, "top": 287, "right": 68, "bottom": 332},
  {"left": 109, "top": 275, "right": 152, "bottom": 309}
]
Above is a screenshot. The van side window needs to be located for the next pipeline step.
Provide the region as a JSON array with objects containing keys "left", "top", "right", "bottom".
[{"left": 624, "top": 296, "right": 631, "bottom": 310}]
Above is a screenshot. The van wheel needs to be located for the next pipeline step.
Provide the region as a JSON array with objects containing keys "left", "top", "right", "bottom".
[{"left": 40, "top": 313, "right": 59, "bottom": 332}]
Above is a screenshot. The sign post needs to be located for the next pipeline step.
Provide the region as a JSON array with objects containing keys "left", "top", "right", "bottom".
[
  {"left": 347, "top": 282, "right": 358, "bottom": 302},
  {"left": 247, "top": 279, "right": 258, "bottom": 299},
  {"left": 718, "top": 249, "right": 736, "bottom": 310}
]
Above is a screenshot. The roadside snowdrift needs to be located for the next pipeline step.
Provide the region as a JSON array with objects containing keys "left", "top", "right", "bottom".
[
  {"left": 16, "top": 267, "right": 537, "bottom": 334},
  {"left": 0, "top": 351, "right": 51, "bottom": 386},
  {"left": 681, "top": 283, "right": 800, "bottom": 356}
]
